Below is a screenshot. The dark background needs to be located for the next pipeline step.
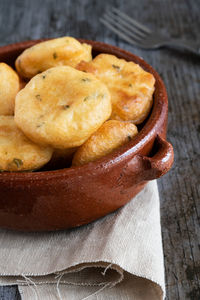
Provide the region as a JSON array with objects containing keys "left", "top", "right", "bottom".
[{"left": 0, "top": 0, "right": 200, "bottom": 299}]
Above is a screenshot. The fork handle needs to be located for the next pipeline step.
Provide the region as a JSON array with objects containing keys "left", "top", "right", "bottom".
[{"left": 163, "top": 38, "right": 200, "bottom": 55}]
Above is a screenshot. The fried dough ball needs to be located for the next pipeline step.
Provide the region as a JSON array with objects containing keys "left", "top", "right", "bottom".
[
  {"left": 15, "top": 36, "right": 92, "bottom": 79},
  {"left": 72, "top": 120, "right": 138, "bottom": 166},
  {"left": 15, "top": 66, "right": 111, "bottom": 149},
  {"left": 0, "top": 116, "right": 53, "bottom": 172},
  {"left": 0, "top": 63, "right": 20, "bottom": 115},
  {"left": 77, "top": 54, "right": 155, "bottom": 124}
]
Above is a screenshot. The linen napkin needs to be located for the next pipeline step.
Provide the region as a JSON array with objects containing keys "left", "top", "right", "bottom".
[{"left": 0, "top": 180, "right": 165, "bottom": 300}]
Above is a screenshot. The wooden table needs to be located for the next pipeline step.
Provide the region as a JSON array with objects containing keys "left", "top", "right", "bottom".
[{"left": 0, "top": 0, "right": 199, "bottom": 299}]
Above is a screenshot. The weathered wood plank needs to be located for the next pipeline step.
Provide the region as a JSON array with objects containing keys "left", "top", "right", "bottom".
[
  {"left": 0, "top": 0, "right": 199, "bottom": 299},
  {"left": 0, "top": 285, "right": 20, "bottom": 300}
]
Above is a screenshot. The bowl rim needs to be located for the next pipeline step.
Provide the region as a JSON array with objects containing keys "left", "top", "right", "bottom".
[{"left": 0, "top": 38, "right": 168, "bottom": 181}]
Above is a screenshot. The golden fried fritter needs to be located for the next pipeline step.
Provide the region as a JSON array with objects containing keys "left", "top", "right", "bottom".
[
  {"left": 77, "top": 54, "right": 155, "bottom": 124},
  {"left": 15, "top": 66, "right": 111, "bottom": 149},
  {"left": 15, "top": 36, "right": 92, "bottom": 79},
  {"left": 0, "top": 116, "right": 53, "bottom": 172},
  {"left": 0, "top": 63, "right": 20, "bottom": 115},
  {"left": 72, "top": 120, "right": 138, "bottom": 166}
]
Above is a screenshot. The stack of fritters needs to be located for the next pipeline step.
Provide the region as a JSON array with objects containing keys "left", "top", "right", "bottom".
[{"left": 0, "top": 37, "right": 155, "bottom": 171}]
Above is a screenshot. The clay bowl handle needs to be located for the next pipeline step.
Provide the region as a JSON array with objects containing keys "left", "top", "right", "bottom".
[
  {"left": 142, "top": 135, "right": 174, "bottom": 179},
  {"left": 126, "top": 135, "right": 174, "bottom": 182}
]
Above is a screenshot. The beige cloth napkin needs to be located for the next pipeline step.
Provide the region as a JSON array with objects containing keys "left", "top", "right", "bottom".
[{"left": 0, "top": 180, "right": 165, "bottom": 300}]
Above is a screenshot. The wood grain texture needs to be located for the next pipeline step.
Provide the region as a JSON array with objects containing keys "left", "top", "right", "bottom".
[{"left": 0, "top": 0, "right": 199, "bottom": 299}]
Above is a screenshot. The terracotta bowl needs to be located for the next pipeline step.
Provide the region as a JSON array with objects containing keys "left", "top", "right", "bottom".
[{"left": 0, "top": 39, "right": 174, "bottom": 231}]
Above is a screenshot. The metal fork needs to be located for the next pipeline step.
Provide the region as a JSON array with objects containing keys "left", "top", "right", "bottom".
[{"left": 100, "top": 7, "right": 200, "bottom": 55}]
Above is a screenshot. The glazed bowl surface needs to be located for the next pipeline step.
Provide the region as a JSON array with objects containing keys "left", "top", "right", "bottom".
[{"left": 0, "top": 39, "right": 174, "bottom": 231}]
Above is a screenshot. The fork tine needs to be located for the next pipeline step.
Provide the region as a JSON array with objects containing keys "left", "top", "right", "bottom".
[
  {"left": 100, "top": 17, "right": 143, "bottom": 47},
  {"left": 106, "top": 10, "right": 147, "bottom": 39},
  {"left": 112, "top": 7, "right": 151, "bottom": 34},
  {"left": 102, "top": 13, "right": 143, "bottom": 43}
]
